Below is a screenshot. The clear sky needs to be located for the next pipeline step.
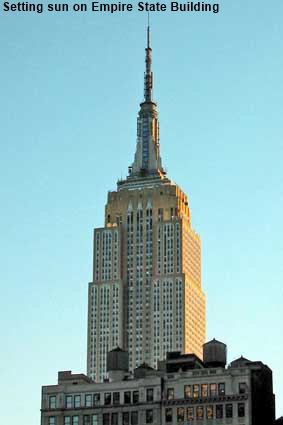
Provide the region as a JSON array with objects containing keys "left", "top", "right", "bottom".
[{"left": 1, "top": 0, "right": 282, "bottom": 423}]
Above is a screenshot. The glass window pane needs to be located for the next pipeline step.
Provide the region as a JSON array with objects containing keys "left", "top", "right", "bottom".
[
  {"left": 187, "top": 407, "right": 194, "bottom": 420},
  {"left": 74, "top": 396, "right": 81, "bottom": 408},
  {"left": 184, "top": 385, "right": 191, "bottom": 399},
  {"left": 131, "top": 411, "right": 138, "bottom": 425},
  {"left": 196, "top": 406, "right": 203, "bottom": 419},
  {"left": 210, "top": 383, "right": 217, "bottom": 396},
  {"left": 93, "top": 394, "right": 100, "bottom": 406},
  {"left": 167, "top": 388, "right": 174, "bottom": 400},
  {"left": 104, "top": 393, "right": 111, "bottom": 405},
  {"left": 124, "top": 391, "right": 131, "bottom": 404},
  {"left": 49, "top": 396, "right": 56, "bottom": 409},
  {"left": 73, "top": 417, "right": 79, "bottom": 425},
  {"left": 165, "top": 408, "right": 172, "bottom": 422},
  {"left": 216, "top": 404, "right": 223, "bottom": 418},
  {"left": 201, "top": 384, "right": 208, "bottom": 397},
  {"left": 206, "top": 405, "right": 213, "bottom": 419},
  {"left": 225, "top": 404, "right": 233, "bottom": 418},
  {"left": 122, "top": 412, "right": 129, "bottom": 425},
  {"left": 64, "top": 418, "right": 71, "bottom": 425},
  {"left": 84, "top": 415, "right": 90, "bottom": 425},
  {"left": 66, "top": 396, "right": 72, "bottom": 408},
  {"left": 113, "top": 392, "right": 120, "bottom": 405},
  {"left": 193, "top": 385, "right": 199, "bottom": 398},
  {"left": 238, "top": 403, "right": 245, "bottom": 417},
  {"left": 146, "top": 409, "right": 153, "bottom": 424},
  {"left": 85, "top": 395, "right": 92, "bottom": 407},
  {"left": 218, "top": 383, "right": 225, "bottom": 395},
  {"left": 112, "top": 413, "right": 118, "bottom": 425},
  {"left": 92, "top": 414, "right": 98, "bottom": 425},
  {"left": 146, "top": 388, "right": 154, "bottom": 402},
  {"left": 177, "top": 407, "right": 184, "bottom": 422}
]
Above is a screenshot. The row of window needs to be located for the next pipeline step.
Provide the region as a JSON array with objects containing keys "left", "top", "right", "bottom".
[
  {"left": 165, "top": 403, "right": 245, "bottom": 421},
  {"left": 166, "top": 382, "right": 247, "bottom": 400},
  {"left": 49, "top": 389, "right": 154, "bottom": 409}
]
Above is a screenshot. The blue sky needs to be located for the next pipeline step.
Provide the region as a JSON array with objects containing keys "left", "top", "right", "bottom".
[{"left": 1, "top": 1, "right": 283, "bottom": 423}]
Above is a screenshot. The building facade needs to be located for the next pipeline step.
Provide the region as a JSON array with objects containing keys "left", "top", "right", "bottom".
[
  {"left": 87, "top": 27, "right": 206, "bottom": 382},
  {"left": 41, "top": 340, "right": 275, "bottom": 425}
]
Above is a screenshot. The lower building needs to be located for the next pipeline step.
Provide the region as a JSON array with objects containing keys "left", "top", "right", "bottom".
[{"left": 41, "top": 341, "right": 275, "bottom": 425}]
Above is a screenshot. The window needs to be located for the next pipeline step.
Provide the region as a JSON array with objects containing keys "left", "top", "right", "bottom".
[
  {"left": 177, "top": 407, "right": 185, "bottom": 422},
  {"left": 111, "top": 413, "right": 118, "bottom": 425},
  {"left": 113, "top": 392, "right": 120, "bottom": 405},
  {"left": 167, "top": 388, "right": 174, "bottom": 400},
  {"left": 239, "top": 382, "right": 246, "bottom": 394},
  {"left": 124, "top": 391, "right": 131, "bottom": 404},
  {"left": 66, "top": 395, "right": 72, "bottom": 408},
  {"left": 122, "top": 412, "right": 129, "bottom": 425},
  {"left": 72, "top": 417, "right": 79, "bottom": 425},
  {"left": 238, "top": 403, "right": 245, "bottom": 417},
  {"left": 74, "top": 395, "right": 81, "bottom": 408},
  {"left": 210, "top": 383, "right": 217, "bottom": 396},
  {"left": 218, "top": 383, "right": 225, "bottom": 395},
  {"left": 84, "top": 416, "right": 90, "bottom": 425},
  {"left": 92, "top": 414, "right": 98, "bottom": 425},
  {"left": 225, "top": 404, "right": 233, "bottom": 418},
  {"left": 93, "top": 393, "right": 100, "bottom": 406},
  {"left": 193, "top": 384, "right": 199, "bottom": 398},
  {"left": 184, "top": 385, "right": 192, "bottom": 398},
  {"left": 187, "top": 407, "right": 194, "bottom": 420},
  {"left": 103, "top": 413, "right": 110, "bottom": 425},
  {"left": 48, "top": 418, "right": 55, "bottom": 425},
  {"left": 201, "top": 384, "right": 208, "bottom": 397},
  {"left": 165, "top": 408, "right": 172, "bottom": 422},
  {"left": 133, "top": 391, "right": 139, "bottom": 404},
  {"left": 196, "top": 406, "right": 203, "bottom": 419},
  {"left": 146, "top": 410, "right": 153, "bottom": 424},
  {"left": 104, "top": 393, "right": 111, "bottom": 405},
  {"left": 216, "top": 404, "right": 223, "bottom": 418},
  {"left": 131, "top": 411, "right": 138, "bottom": 425},
  {"left": 64, "top": 418, "right": 71, "bottom": 425},
  {"left": 206, "top": 405, "right": 213, "bottom": 419},
  {"left": 85, "top": 394, "right": 92, "bottom": 407},
  {"left": 49, "top": 396, "right": 56, "bottom": 409},
  {"left": 146, "top": 388, "right": 154, "bottom": 402}
]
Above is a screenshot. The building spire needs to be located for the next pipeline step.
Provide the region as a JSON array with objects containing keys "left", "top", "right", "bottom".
[{"left": 144, "top": 20, "right": 153, "bottom": 102}]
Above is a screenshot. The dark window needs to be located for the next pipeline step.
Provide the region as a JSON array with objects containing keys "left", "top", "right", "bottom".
[
  {"left": 104, "top": 393, "right": 111, "bottom": 405},
  {"left": 113, "top": 392, "right": 120, "bottom": 405},
  {"left": 201, "top": 384, "right": 208, "bottom": 397},
  {"left": 210, "top": 383, "right": 217, "bottom": 396},
  {"left": 103, "top": 413, "right": 110, "bottom": 425},
  {"left": 187, "top": 407, "right": 194, "bottom": 420},
  {"left": 177, "top": 407, "right": 185, "bottom": 422},
  {"left": 72, "top": 417, "right": 79, "bottom": 425},
  {"left": 184, "top": 385, "right": 192, "bottom": 398},
  {"left": 146, "top": 409, "right": 153, "bottom": 424},
  {"left": 64, "top": 418, "right": 71, "bottom": 425},
  {"left": 193, "top": 384, "right": 199, "bottom": 398},
  {"left": 124, "top": 391, "right": 131, "bottom": 404},
  {"left": 146, "top": 388, "right": 154, "bottom": 402},
  {"left": 196, "top": 406, "right": 203, "bottom": 419},
  {"left": 238, "top": 403, "right": 245, "bottom": 417},
  {"left": 122, "top": 412, "right": 130, "bottom": 425},
  {"left": 218, "top": 383, "right": 225, "bottom": 395},
  {"left": 49, "top": 396, "right": 56, "bottom": 409},
  {"left": 206, "top": 405, "right": 213, "bottom": 419},
  {"left": 165, "top": 408, "right": 173, "bottom": 422},
  {"left": 112, "top": 413, "right": 118, "bottom": 425},
  {"left": 85, "top": 394, "right": 92, "bottom": 407},
  {"left": 131, "top": 411, "right": 138, "bottom": 425},
  {"left": 48, "top": 418, "right": 55, "bottom": 425},
  {"left": 133, "top": 391, "right": 139, "bottom": 404},
  {"left": 66, "top": 395, "right": 72, "bottom": 408},
  {"left": 225, "top": 404, "right": 233, "bottom": 418},
  {"left": 107, "top": 214, "right": 111, "bottom": 223},
  {"left": 167, "top": 388, "right": 174, "bottom": 400},
  {"left": 83, "top": 415, "right": 91, "bottom": 425},
  {"left": 239, "top": 382, "right": 246, "bottom": 394},
  {"left": 74, "top": 395, "right": 81, "bottom": 408},
  {"left": 93, "top": 393, "right": 100, "bottom": 406},
  {"left": 216, "top": 404, "right": 223, "bottom": 418}
]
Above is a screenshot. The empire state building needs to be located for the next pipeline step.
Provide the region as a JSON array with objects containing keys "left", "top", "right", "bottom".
[{"left": 87, "top": 28, "right": 206, "bottom": 382}]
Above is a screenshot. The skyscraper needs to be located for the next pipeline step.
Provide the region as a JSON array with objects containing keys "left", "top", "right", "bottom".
[{"left": 87, "top": 27, "right": 206, "bottom": 382}]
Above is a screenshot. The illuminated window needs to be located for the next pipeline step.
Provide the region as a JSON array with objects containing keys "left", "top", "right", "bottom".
[
  {"left": 177, "top": 407, "right": 185, "bottom": 422},
  {"left": 206, "top": 405, "right": 213, "bottom": 419},
  {"left": 184, "top": 385, "right": 192, "bottom": 398},
  {"left": 210, "top": 383, "right": 217, "bottom": 396},
  {"left": 201, "top": 384, "right": 208, "bottom": 397},
  {"left": 196, "top": 406, "right": 203, "bottom": 419},
  {"left": 193, "top": 384, "right": 199, "bottom": 398},
  {"left": 187, "top": 407, "right": 194, "bottom": 420}
]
